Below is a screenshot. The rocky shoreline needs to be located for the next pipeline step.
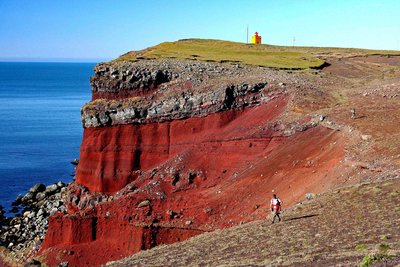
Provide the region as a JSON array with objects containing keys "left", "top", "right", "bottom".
[{"left": 0, "top": 181, "right": 68, "bottom": 262}]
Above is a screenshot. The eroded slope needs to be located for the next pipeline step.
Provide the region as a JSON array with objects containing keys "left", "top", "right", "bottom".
[{"left": 108, "top": 177, "right": 400, "bottom": 266}]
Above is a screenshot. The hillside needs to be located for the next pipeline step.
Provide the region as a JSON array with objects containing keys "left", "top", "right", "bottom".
[
  {"left": 107, "top": 177, "right": 400, "bottom": 266},
  {"left": 1, "top": 39, "right": 400, "bottom": 266}
]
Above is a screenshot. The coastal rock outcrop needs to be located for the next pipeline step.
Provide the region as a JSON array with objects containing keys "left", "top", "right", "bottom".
[
  {"left": 82, "top": 59, "right": 297, "bottom": 128},
  {"left": 89, "top": 59, "right": 294, "bottom": 100},
  {"left": 82, "top": 81, "right": 272, "bottom": 127},
  {"left": 0, "top": 182, "right": 68, "bottom": 264},
  {"left": 38, "top": 58, "right": 346, "bottom": 267}
]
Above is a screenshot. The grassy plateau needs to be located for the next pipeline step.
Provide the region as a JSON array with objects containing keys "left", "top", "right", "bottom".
[{"left": 116, "top": 39, "right": 399, "bottom": 69}]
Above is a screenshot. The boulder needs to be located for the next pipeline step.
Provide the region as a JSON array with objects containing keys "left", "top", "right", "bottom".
[
  {"left": 70, "top": 159, "right": 79, "bottom": 165},
  {"left": 45, "top": 184, "right": 59, "bottom": 196},
  {"left": 35, "top": 192, "right": 47, "bottom": 202},
  {"left": 29, "top": 183, "right": 46, "bottom": 194},
  {"left": 36, "top": 209, "right": 45, "bottom": 217},
  {"left": 0, "top": 205, "right": 5, "bottom": 222},
  {"left": 305, "top": 193, "right": 315, "bottom": 200},
  {"left": 12, "top": 194, "right": 23, "bottom": 206},
  {"left": 21, "top": 192, "right": 35, "bottom": 204},
  {"left": 137, "top": 200, "right": 151, "bottom": 208},
  {"left": 57, "top": 181, "right": 66, "bottom": 188}
]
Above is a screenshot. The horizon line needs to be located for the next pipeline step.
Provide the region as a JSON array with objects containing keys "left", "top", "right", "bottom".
[{"left": 0, "top": 57, "right": 111, "bottom": 63}]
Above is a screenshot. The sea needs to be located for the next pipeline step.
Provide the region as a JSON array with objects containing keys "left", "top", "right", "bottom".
[{"left": 0, "top": 62, "right": 95, "bottom": 214}]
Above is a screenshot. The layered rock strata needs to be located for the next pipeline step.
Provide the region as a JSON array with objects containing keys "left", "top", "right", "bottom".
[
  {"left": 39, "top": 59, "right": 345, "bottom": 267},
  {"left": 78, "top": 60, "right": 299, "bottom": 194},
  {"left": 83, "top": 59, "right": 297, "bottom": 127}
]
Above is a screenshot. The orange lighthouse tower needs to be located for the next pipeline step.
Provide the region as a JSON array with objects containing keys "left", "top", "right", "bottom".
[{"left": 251, "top": 32, "right": 262, "bottom": 44}]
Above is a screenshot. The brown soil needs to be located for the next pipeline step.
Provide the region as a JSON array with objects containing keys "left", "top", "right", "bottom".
[
  {"left": 107, "top": 177, "right": 400, "bottom": 266},
  {"left": 291, "top": 54, "right": 400, "bottom": 175}
]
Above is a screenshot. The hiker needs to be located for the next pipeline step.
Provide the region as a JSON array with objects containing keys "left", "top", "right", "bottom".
[
  {"left": 350, "top": 108, "right": 356, "bottom": 119},
  {"left": 270, "top": 194, "right": 282, "bottom": 223}
]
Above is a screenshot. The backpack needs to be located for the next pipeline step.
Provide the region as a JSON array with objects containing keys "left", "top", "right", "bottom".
[{"left": 276, "top": 198, "right": 281, "bottom": 206}]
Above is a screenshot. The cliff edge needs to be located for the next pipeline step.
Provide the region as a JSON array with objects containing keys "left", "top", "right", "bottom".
[{"left": 6, "top": 39, "right": 400, "bottom": 266}]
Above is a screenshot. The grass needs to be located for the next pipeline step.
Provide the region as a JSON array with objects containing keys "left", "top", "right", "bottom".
[
  {"left": 115, "top": 39, "right": 400, "bottom": 69},
  {"left": 358, "top": 244, "right": 392, "bottom": 266},
  {"left": 377, "top": 243, "right": 390, "bottom": 254},
  {"left": 356, "top": 244, "right": 367, "bottom": 250},
  {"left": 360, "top": 254, "right": 385, "bottom": 267},
  {"left": 116, "top": 39, "right": 325, "bottom": 69}
]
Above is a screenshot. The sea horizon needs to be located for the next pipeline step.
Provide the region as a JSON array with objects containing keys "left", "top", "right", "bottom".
[{"left": 0, "top": 58, "right": 111, "bottom": 63}]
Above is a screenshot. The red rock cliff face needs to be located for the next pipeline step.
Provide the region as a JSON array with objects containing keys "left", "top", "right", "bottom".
[
  {"left": 40, "top": 59, "right": 347, "bottom": 267},
  {"left": 76, "top": 98, "right": 287, "bottom": 193}
]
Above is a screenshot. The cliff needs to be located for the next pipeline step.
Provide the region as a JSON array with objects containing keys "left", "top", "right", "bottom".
[
  {"left": 32, "top": 40, "right": 400, "bottom": 266},
  {"left": 36, "top": 60, "right": 343, "bottom": 266},
  {"left": 77, "top": 59, "right": 295, "bottom": 193}
]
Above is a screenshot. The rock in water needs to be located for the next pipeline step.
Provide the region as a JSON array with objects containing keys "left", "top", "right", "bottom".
[
  {"left": 0, "top": 205, "right": 5, "bottom": 223},
  {"left": 44, "top": 184, "right": 59, "bottom": 196},
  {"left": 29, "top": 183, "right": 46, "bottom": 194},
  {"left": 70, "top": 158, "right": 79, "bottom": 165}
]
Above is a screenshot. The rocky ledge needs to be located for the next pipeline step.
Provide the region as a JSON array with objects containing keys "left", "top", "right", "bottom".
[{"left": 82, "top": 59, "right": 308, "bottom": 128}]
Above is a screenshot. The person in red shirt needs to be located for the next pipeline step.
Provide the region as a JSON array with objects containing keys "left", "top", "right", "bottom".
[{"left": 270, "top": 194, "right": 282, "bottom": 223}]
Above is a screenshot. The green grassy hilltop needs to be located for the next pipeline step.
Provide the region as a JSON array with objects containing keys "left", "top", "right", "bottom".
[
  {"left": 117, "top": 39, "right": 324, "bottom": 69},
  {"left": 116, "top": 39, "right": 399, "bottom": 69}
]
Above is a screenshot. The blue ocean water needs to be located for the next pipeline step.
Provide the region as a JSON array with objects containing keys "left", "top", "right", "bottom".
[{"left": 0, "top": 62, "right": 94, "bottom": 213}]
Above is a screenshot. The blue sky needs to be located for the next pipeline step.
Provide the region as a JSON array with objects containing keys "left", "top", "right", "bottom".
[{"left": 0, "top": 0, "right": 399, "bottom": 61}]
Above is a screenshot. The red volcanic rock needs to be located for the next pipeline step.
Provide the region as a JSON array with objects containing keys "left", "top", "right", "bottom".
[
  {"left": 39, "top": 59, "right": 347, "bottom": 266},
  {"left": 41, "top": 96, "right": 346, "bottom": 266},
  {"left": 42, "top": 213, "right": 203, "bottom": 267},
  {"left": 76, "top": 96, "right": 288, "bottom": 193}
]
